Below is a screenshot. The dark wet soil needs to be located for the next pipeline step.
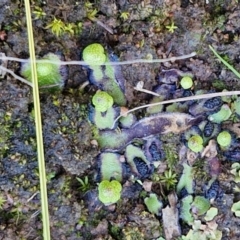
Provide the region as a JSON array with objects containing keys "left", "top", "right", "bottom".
[{"left": 1, "top": 0, "right": 240, "bottom": 239}]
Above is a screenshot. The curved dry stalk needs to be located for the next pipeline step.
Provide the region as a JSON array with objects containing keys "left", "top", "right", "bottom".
[
  {"left": 0, "top": 65, "right": 33, "bottom": 87},
  {"left": 0, "top": 52, "right": 196, "bottom": 66},
  {"left": 0, "top": 51, "right": 196, "bottom": 89},
  {"left": 111, "top": 91, "right": 240, "bottom": 129},
  {"left": 134, "top": 81, "right": 160, "bottom": 96}
]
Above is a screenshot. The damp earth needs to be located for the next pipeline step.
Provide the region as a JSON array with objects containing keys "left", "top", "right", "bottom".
[{"left": 1, "top": 1, "right": 240, "bottom": 239}]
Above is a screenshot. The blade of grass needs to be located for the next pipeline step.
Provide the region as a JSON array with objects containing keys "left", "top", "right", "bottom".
[
  {"left": 24, "top": 0, "right": 50, "bottom": 239},
  {"left": 209, "top": 45, "right": 240, "bottom": 79}
]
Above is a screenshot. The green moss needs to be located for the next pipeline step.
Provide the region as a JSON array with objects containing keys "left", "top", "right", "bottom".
[
  {"left": 159, "top": 169, "right": 178, "bottom": 190},
  {"left": 146, "top": 96, "right": 164, "bottom": 115},
  {"left": 0, "top": 194, "right": 6, "bottom": 209},
  {"left": 0, "top": 113, "right": 12, "bottom": 159},
  {"left": 162, "top": 140, "right": 178, "bottom": 169},
  {"left": 110, "top": 225, "right": 123, "bottom": 239},
  {"left": 76, "top": 176, "right": 91, "bottom": 192}
]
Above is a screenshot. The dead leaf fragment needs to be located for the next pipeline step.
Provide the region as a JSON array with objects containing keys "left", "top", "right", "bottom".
[{"left": 162, "top": 192, "right": 181, "bottom": 240}]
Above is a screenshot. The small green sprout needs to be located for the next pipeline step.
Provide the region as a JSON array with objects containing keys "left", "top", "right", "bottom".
[
  {"left": 92, "top": 91, "right": 114, "bottom": 112},
  {"left": 63, "top": 23, "right": 75, "bottom": 36},
  {"left": 120, "top": 11, "right": 130, "bottom": 21},
  {"left": 166, "top": 21, "right": 178, "bottom": 33},
  {"left": 98, "top": 180, "right": 122, "bottom": 205},
  {"left": 159, "top": 169, "right": 178, "bottom": 190},
  {"left": 180, "top": 76, "right": 193, "bottom": 89},
  {"left": 144, "top": 193, "right": 163, "bottom": 215},
  {"left": 187, "top": 135, "right": 203, "bottom": 153},
  {"left": 33, "top": 6, "right": 46, "bottom": 20},
  {"left": 84, "top": 1, "right": 94, "bottom": 9},
  {"left": 73, "top": 22, "right": 83, "bottom": 35},
  {"left": 76, "top": 176, "right": 91, "bottom": 192},
  {"left": 45, "top": 17, "right": 65, "bottom": 37},
  {"left": 87, "top": 9, "right": 98, "bottom": 21},
  {"left": 217, "top": 131, "right": 231, "bottom": 148}
]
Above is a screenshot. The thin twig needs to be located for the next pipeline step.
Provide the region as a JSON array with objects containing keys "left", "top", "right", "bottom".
[
  {"left": 111, "top": 91, "right": 240, "bottom": 129},
  {"left": 134, "top": 86, "right": 160, "bottom": 96},
  {"left": 0, "top": 65, "right": 33, "bottom": 87},
  {"left": 0, "top": 52, "right": 196, "bottom": 66}
]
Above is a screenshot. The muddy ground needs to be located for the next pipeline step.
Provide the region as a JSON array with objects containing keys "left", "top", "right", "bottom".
[{"left": 1, "top": 0, "right": 240, "bottom": 239}]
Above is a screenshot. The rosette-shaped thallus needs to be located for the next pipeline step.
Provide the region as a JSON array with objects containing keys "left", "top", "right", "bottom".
[
  {"left": 21, "top": 53, "right": 68, "bottom": 88},
  {"left": 89, "top": 91, "right": 120, "bottom": 130},
  {"left": 82, "top": 43, "right": 126, "bottom": 106},
  {"left": 98, "top": 180, "right": 122, "bottom": 205},
  {"left": 217, "top": 130, "right": 232, "bottom": 149}
]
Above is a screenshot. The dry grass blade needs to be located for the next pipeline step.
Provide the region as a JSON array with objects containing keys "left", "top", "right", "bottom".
[
  {"left": 209, "top": 45, "right": 240, "bottom": 79},
  {"left": 24, "top": 0, "right": 50, "bottom": 239},
  {"left": 111, "top": 91, "right": 240, "bottom": 128}
]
